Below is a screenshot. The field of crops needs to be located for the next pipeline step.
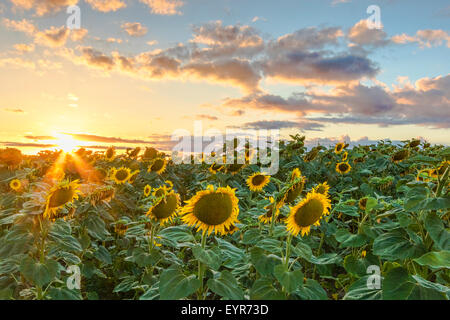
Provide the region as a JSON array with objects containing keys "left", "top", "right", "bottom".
[{"left": 0, "top": 135, "right": 449, "bottom": 300}]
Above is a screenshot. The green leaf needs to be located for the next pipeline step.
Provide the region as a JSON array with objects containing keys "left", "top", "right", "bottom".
[
  {"left": 93, "top": 246, "right": 112, "bottom": 265},
  {"left": 373, "top": 229, "right": 425, "bottom": 261},
  {"left": 295, "top": 279, "right": 328, "bottom": 300},
  {"left": 273, "top": 264, "right": 304, "bottom": 293},
  {"left": 242, "top": 229, "right": 262, "bottom": 245},
  {"left": 309, "top": 253, "right": 342, "bottom": 265},
  {"left": 335, "top": 229, "right": 368, "bottom": 248},
  {"left": 250, "top": 247, "right": 282, "bottom": 276},
  {"left": 343, "top": 255, "right": 367, "bottom": 277},
  {"left": 159, "top": 265, "right": 200, "bottom": 300},
  {"left": 192, "top": 245, "right": 221, "bottom": 270},
  {"left": 159, "top": 226, "right": 194, "bottom": 242},
  {"left": 255, "top": 238, "right": 282, "bottom": 254},
  {"left": 47, "top": 288, "right": 82, "bottom": 300},
  {"left": 424, "top": 212, "right": 450, "bottom": 251},
  {"left": 19, "top": 257, "right": 59, "bottom": 287},
  {"left": 250, "top": 277, "right": 284, "bottom": 300},
  {"left": 207, "top": 270, "right": 244, "bottom": 300},
  {"left": 85, "top": 215, "right": 110, "bottom": 240},
  {"left": 333, "top": 203, "right": 359, "bottom": 217},
  {"left": 113, "top": 276, "right": 139, "bottom": 293},
  {"left": 414, "top": 251, "right": 450, "bottom": 269},
  {"left": 292, "top": 241, "right": 312, "bottom": 261},
  {"left": 343, "top": 276, "right": 382, "bottom": 300}
]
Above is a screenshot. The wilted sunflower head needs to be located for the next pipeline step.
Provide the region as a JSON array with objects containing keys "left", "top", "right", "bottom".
[
  {"left": 144, "top": 185, "right": 152, "bottom": 197},
  {"left": 286, "top": 191, "right": 331, "bottom": 237},
  {"left": 209, "top": 163, "right": 224, "bottom": 174},
  {"left": 114, "top": 220, "right": 128, "bottom": 236},
  {"left": 143, "top": 147, "right": 158, "bottom": 161},
  {"left": 111, "top": 167, "right": 134, "bottom": 184},
  {"left": 334, "top": 143, "right": 345, "bottom": 154},
  {"left": 246, "top": 172, "right": 270, "bottom": 192},
  {"left": 147, "top": 191, "right": 180, "bottom": 223},
  {"left": 392, "top": 149, "right": 409, "bottom": 163},
  {"left": 336, "top": 162, "right": 351, "bottom": 174},
  {"left": 44, "top": 180, "right": 81, "bottom": 220},
  {"left": 304, "top": 148, "right": 319, "bottom": 162},
  {"left": 9, "top": 179, "right": 21, "bottom": 192},
  {"left": 259, "top": 197, "right": 278, "bottom": 224},
  {"left": 226, "top": 163, "right": 245, "bottom": 175},
  {"left": 409, "top": 139, "right": 421, "bottom": 148},
  {"left": 290, "top": 168, "right": 301, "bottom": 181},
  {"left": 148, "top": 158, "right": 167, "bottom": 175},
  {"left": 430, "top": 161, "right": 450, "bottom": 178},
  {"left": 181, "top": 185, "right": 239, "bottom": 236},
  {"left": 359, "top": 197, "right": 368, "bottom": 211},
  {"left": 89, "top": 185, "right": 115, "bottom": 206},
  {"left": 105, "top": 147, "right": 115, "bottom": 161},
  {"left": 313, "top": 182, "right": 330, "bottom": 196},
  {"left": 282, "top": 177, "right": 306, "bottom": 205}
]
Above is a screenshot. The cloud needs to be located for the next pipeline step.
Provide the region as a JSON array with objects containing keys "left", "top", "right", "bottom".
[
  {"left": 3, "top": 108, "right": 27, "bottom": 113},
  {"left": 3, "top": 18, "right": 36, "bottom": 35},
  {"left": 0, "top": 57, "right": 35, "bottom": 69},
  {"left": 1, "top": 141, "right": 56, "bottom": 148},
  {"left": 25, "top": 135, "right": 57, "bottom": 140},
  {"left": 34, "top": 26, "right": 70, "bottom": 47},
  {"left": 85, "top": 0, "right": 126, "bottom": 12},
  {"left": 139, "top": 0, "right": 184, "bottom": 15},
  {"left": 121, "top": 22, "right": 148, "bottom": 37},
  {"left": 13, "top": 43, "right": 35, "bottom": 53},
  {"left": 235, "top": 120, "right": 325, "bottom": 131},
  {"left": 65, "top": 133, "right": 155, "bottom": 144},
  {"left": 392, "top": 29, "right": 450, "bottom": 48},
  {"left": 348, "top": 20, "right": 390, "bottom": 48},
  {"left": 194, "top": 114, "right": 218, "bottom": 121},
  {"left": 8, "top": 0, "right": 78, "bottom": 16}
]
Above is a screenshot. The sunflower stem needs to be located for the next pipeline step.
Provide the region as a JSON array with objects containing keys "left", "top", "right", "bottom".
[
  {"left": 285, "top": 234, "right": 293, "bottom": 270},
  {"left": 312, "top": 232, "right": 324, "bottom": 280},
  {"left": 197, "top": 232, "right": 207, "bottom": 299}
]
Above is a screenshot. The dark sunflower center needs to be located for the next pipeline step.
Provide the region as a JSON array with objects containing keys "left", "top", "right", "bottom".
[
  {"left": 106, "top": 149, "right": 114, "bottom": 158},
  {"left": 151, "top": 159, "right": 164, "bottom": 171},
  {"left": 193, "top": 192, "right": 233, "bottom": 225},
  {"left": 115, "top": 170, "right": 129, "bottom": 181},
  {"left": 144, "top": 148, "right": 157, "bottom": 159},
  {"left": 359, "top": 198, "right": 367, "bottom": 208},
  {"left": 228, "top": 163, "right": 244, "bottom": 172},
  {"left": 154, "top": 188, "right": 165, "bottom": 197},
  {"left": 339, "top": 163, "right": 349, "bottom": 171},
  {"left": 152, "top": 194, "right": 178, "bottom": 219},
  {"left": 251, "top": 175, "right": 265, "bottom": 186},
  {"left": 48, "top": 187, "right": 75, "bottom": 208},
  {"left": 336, "top": 145, "right": 343, "bottom": 152},
  {"left": 294, "top": 198, "right": 324, "bottom": 227},
  {"left": 316, "top": 185, "right": 326, "bottom": 194},
  {"left": 212, "top": 163, "right": 222, "bottom": 171}
]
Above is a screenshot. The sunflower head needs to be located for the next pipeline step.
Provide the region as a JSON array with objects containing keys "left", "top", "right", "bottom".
[
  {"left": 9, "top": 179, "right": 21, "bottom": 192},
  {"left": 144, "top": 185, "right": 152, "bottom": 197},
  {"left": 409, "top": 139, "right": 421, "bottom": 148},
  {"left": 359, "top": 197, "right": 368, "bottom": 211},
  {"left": 148, "top": 158, "right": 167, "bottom": 175},
  {"left": 259, "top": 197, "right": 279, "bottom": 224},
  {"left": 181, "top": 185, "right": 239, "bottom": 236},
  {"left": 282, "top": 177, "right": 306, "bottom": 205},
  {"left": 114, "top": 221, "right": 128, "bottom": 236},
  {"left": 44, "top": 180, "right": 81, "bottom": 220},
  {"left": 286, "top": 191, "right": 331, "bottom": 237},
  {"left": 209, "top": 163, "right": 224, "bottom": 174},
  {"left": 142, "top": 147, "right": 158, "bottom": 161},
  {"left": 89, "top": 185, "right": 115, "bottom": 206},
  {"left": 313, "top": 181, "right": 330, "bottom": 196},
  {"left": 392, "top": 149, "right": 409, "bottom": 163},
  {"left": 304, "top": 148, "right": 319, "bottom": 162},
  {"left": 105, "top": 146, "right": 115, "bottom": 161},
  {"left": 111, "top": 167, "right": 135, "bottom": 184},
  {"left": 147, "top": 191, "right": 180, "bottom": 224},
  {"left": 334, "top": 143, "right": 345, "bottom": 154},
  {"left": 226, "top": 163, "right": 245, "bottom": 175},
  {"left": 336, "top": 162, "right": 351, "bottom": 174},
  {"left": 342, "top": 151, "right": 348, "bottom": 161},
  {"left": 290, "top": 168, "right": 301, "bottom": 181},
  {"left": 430, "top": 160, "right": 450, "bottom": 177},
  {"left": 246, "top": 172, "right": 270, "bottom": 192}
]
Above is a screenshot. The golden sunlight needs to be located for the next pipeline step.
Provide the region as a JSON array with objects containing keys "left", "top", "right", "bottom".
[{"left": 52, "top": 133, "right": 79, "bottom": 153}]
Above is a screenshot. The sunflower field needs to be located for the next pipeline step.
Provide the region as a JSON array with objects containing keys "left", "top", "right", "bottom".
[{"left": 0, "top": 136, "right": 449, "bottom": 300}]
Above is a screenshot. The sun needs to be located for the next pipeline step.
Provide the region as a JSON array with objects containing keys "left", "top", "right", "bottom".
[{"left": 53, "top": 133, "right": 79, "bottom": 153}]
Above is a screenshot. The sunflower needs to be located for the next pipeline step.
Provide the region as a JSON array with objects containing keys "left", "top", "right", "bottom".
[
  {"left": 259, "top": 197, "right": 279, "bottom": 224},
  {"left": 105, "top": 146, "right": 115, "bottom": 161},
  {"left": 144, "top": 185, "right": 152, "bottom": 197},
  {"left": 304, "top": 148, "right": 319, "bottom": 162},
  {"left": 342, "top": 151, "right": 348, "bottom": 161},
  {"left": 148, "top": 158, "right": 167, "bottom": 175},
  {"left": 209, "top": 163, "right": 224, "bottom": 174},
  {"left": 359, "top": 197, "right": 368, "bottom": 211},
  {"left": 226, "top": 163, "right": 245, "bottom": 175},
  {"left": 429, "top": 161, "right": 450, "bottom": 178},
  {"left": 409, "top": 139, "right": 421, "bottom": 148},
  {"left": 142, "top": 147, "right": 158, "bottom": 161},
  {"left": 286, "top": 191, "right": 331, "bottom": 237},
  {"left": 246, "top": 172, "right": 270, "bottom": 192},
  {"left": 44, "top": 180, "right": 81, "bottom": 220},
  {"left": 392, "top": 149, "right": 409, "bottom": 163},
  {"left": 111, "top": 167, "right": 136, "bottom": 184},
  {"left": 89, "top": 185, "right": 115, "bottom": 206},
  {"left": 147, "top": 191, "right": 180, "bottom": 224},
  {"left": 290, "top": 168, "right": 301, "bottom": 181},
  {"left": 336, "top": 162, "right": 351, "bottom": 174},
  {"left": 224, "top": 224, "right": 239, "bottom": 235},
  {"left": 9, "top": 179, "right": 21, "bottom": 192},
  {"left": 313, "top": 181, "right": 330, "bottom": 196},
  {"left": 334, "top": 143, "right": 345, "bottom": 154},
  {"left": 181, "top": 185, "right": 239, "bottom": 236},
  {"left": 114, "top": 221, "right": 128, "bottom": 236},
  {"left": 282, "top": 177, "right": 306, "bottom": 205},
  {"left": 152, "top": 186, "right": 168, "bottom": 198}
]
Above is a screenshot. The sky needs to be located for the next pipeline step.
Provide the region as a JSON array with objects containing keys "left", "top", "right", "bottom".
[{"left": 0, "top": 0, "right": 449, "bottom": 154}]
